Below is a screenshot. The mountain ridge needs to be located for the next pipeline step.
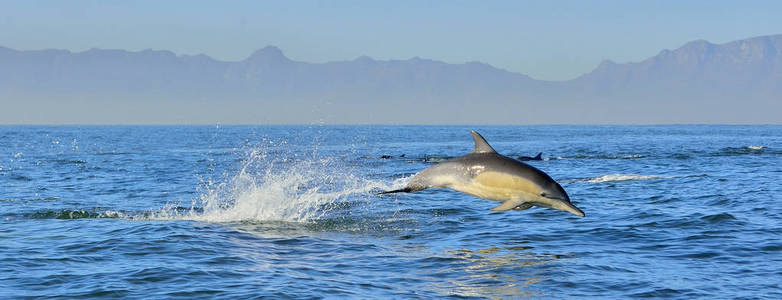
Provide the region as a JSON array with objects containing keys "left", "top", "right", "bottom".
[{"left": 1, "top": 34, "right": 780, "bottom": 124}]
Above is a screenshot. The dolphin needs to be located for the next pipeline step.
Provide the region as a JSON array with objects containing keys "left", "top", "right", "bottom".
[
  {"left": 518, "top": 152, "right": 543, "bottom": 161},
  {"left": 380, "top": 130, "right": 584, "bottom": 217}
]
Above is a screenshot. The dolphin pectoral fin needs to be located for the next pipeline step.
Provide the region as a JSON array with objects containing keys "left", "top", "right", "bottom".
[
  {"left": 512, "top": 203, "right": 533, "bottom": 211},
  {"left": 490, "top": 198, "right": 525, "bottom": 212}
]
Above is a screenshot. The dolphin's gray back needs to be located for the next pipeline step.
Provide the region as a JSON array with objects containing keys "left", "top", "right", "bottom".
[
  {"left": 453, "top": 153, "right": 559, "bottom": 187},
  {"left": 408, "top": 152, "right": 564, "bottom": 196}
]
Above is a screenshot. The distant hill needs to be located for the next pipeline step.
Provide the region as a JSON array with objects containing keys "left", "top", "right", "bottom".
[
  {"left": 559, "top": 34, "right": 782, "bottom": 124},
  {"left": 1, "top": 34, "right": 780, "bottom": 124},
  {"left": 574, "top": 35, "right": 782, "bottom": 91}
]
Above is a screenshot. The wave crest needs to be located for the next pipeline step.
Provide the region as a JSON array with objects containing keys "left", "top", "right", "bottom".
[
  {"left": 578, "top": 174, "right": 665, "bottom": 183},
  {"left": 717, "top": 146, "right": 768, "bottom": 156}
]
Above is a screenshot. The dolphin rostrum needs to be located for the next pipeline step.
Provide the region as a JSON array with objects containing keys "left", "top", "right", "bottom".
[{"left": 380, "top": 130, "right": 584, "bottom": 217}]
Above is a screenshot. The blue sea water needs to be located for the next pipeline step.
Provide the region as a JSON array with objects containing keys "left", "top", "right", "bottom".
[{"left": 1, "top": 125, "right": 780, "bottom": 299}]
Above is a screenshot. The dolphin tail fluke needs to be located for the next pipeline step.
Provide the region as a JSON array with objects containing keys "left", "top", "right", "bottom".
[{"left": 377, "top": 187, "right": 412, "bottom": 195}]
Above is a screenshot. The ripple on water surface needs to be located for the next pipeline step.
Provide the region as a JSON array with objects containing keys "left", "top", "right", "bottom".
[{"left": 1, "top": 125, "right": 781, "bottom": 299}]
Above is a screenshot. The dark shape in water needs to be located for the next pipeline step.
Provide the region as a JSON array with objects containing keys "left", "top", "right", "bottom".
[{"left": 518, "top": 152, "right": 543, "bottom": 161}]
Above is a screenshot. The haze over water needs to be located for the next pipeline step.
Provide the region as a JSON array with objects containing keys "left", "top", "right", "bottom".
[{"left": 1, "top": 125, "right": 781, "bottom": 298}]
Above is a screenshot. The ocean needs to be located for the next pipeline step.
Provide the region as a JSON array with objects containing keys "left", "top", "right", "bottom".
[{"left": 1, "top": 125, "right": 780, "bottom": 299}]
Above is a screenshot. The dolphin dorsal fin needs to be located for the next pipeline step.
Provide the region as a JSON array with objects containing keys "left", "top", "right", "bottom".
[{"left": 470, "top": 130, "right": 497, "bottom": 154}]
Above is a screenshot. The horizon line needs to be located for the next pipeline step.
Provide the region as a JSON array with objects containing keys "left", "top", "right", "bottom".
[{"left": 1, "top": 123, "right": 779, "bottom": 127}]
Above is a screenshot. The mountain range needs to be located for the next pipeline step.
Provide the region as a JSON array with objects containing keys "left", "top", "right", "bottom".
[{"left": 1, "top": 34, "right": 780, "bottom": 124}]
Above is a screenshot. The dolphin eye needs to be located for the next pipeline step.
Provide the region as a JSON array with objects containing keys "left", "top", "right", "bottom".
[{"left": 540, "top": 192, "right": 547, "bottom": 197}]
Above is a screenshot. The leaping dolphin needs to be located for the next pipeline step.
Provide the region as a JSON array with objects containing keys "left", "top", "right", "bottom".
[{"left": 380, "top": 130, "right": 584, "bottom": 217}]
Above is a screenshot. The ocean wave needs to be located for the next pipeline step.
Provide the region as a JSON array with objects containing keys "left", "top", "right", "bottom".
[
  {"left": 554, "top": 154, "right": 645, "bottom": 160},
  {"left": 716, "top": 146, "right": 768, "bottom": 156},
  {"left": 51, "top": 159, "right": 87, "bottom": 165},
  {"left": 573, "top": 174, "right": 665, "bottom": 183},
  {"left": 8, "top": 174, "right": 33, "bottom": 181},
  {"left": 25, "top": 209, "right": 125, "bottom": 220},
  {"left": 0, "top": 196, "right": 60, "bottom": 202}
]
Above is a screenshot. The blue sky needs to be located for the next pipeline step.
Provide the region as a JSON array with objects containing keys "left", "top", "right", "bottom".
[{"left": 1, "top": 0, "right": 781, "bottom": 80}]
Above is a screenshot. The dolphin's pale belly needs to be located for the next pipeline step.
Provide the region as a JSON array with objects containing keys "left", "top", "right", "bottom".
[{"left": 446, "top": 171, "right": 543, "bottom": 203}]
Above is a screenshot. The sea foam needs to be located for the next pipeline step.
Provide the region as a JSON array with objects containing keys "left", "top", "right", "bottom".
[
  {"left": 155, "top": 147, "right": 406, "bottom": 223},
  {"left": 583, "top": 174, "right": 664, "bottom": 183}
]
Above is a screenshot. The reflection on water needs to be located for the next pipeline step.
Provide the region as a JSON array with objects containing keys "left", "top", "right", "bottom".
[
  {"left": 221, "top": 219, "right": 568, "bottom": 299},
  {"left": 442, "top": 245, "right": 568, "bottom": 299}
]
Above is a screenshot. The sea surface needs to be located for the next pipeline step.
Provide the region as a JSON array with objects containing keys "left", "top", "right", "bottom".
[{"left": 1, "top": 125, "right": 780, "bottom": 299}]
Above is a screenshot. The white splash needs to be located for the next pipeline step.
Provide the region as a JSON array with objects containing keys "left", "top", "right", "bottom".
[
  {"left": 583, "top": 174, "right": 664, "bottom": 183},
  {"left": 154, "top": 148, "right": 407, "bottom": 223},
  {"left": 747, "top": 145, "right": 765, "bottom": 150}
]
